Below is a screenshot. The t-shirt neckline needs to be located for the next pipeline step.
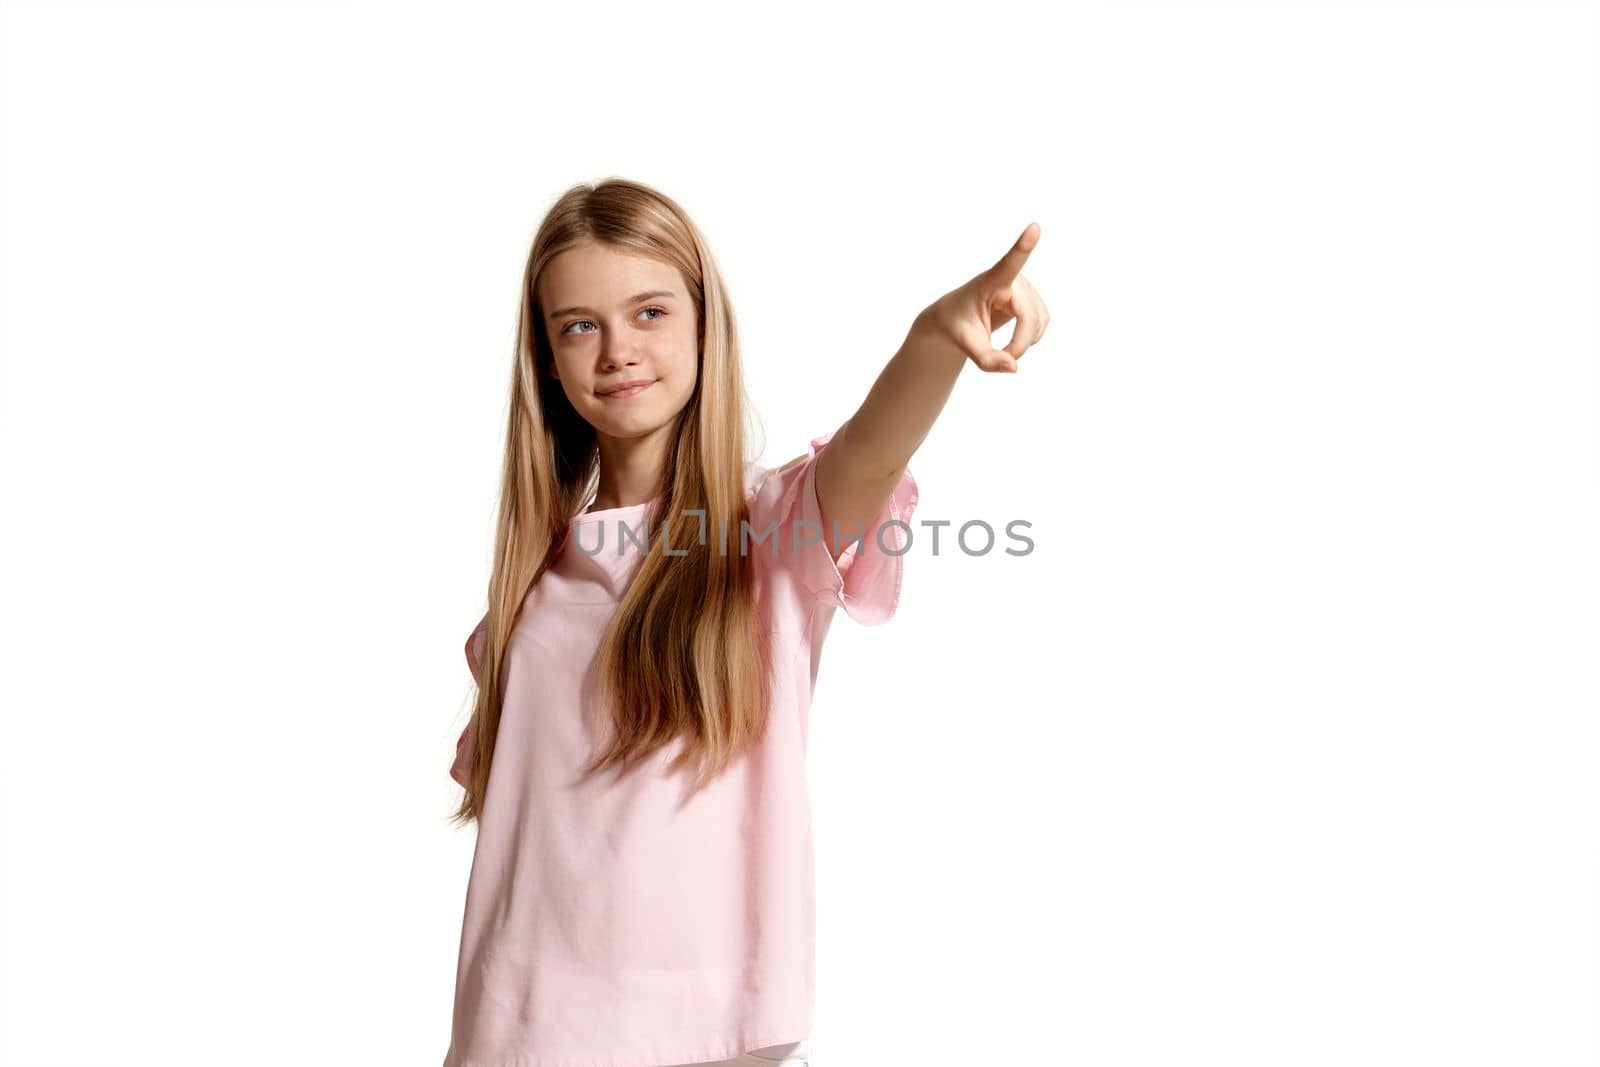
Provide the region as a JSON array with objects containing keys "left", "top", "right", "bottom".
[{"left": 572, "top": 496, "right": 662, "bottom": 525}]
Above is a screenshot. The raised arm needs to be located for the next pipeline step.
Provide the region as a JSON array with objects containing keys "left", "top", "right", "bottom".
[{"left": 815, "top": 222, "right": 1051, "bottom": 560}]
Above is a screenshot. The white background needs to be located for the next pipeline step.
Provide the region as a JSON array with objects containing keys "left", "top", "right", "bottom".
[{"left": 2, "top": 2, "right": 1596, "bottom": 1065}]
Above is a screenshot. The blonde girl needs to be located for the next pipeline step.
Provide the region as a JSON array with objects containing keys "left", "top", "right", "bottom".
[{"left": 443, "top": 178, "right": 1047, "bottom": 1067}]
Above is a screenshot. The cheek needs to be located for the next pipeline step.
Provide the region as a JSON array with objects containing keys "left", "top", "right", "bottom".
[
  {"left": 666, "top": 351, "right": 699, "bottom": 391},
  {"left": 550, "top": 352, "right": 584, "bottom": 389},
  {"left": 667, "top": 329, "right": 701, "bottom": 379}
]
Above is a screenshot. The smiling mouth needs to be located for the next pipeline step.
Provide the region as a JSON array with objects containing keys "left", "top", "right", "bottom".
[{"left": 597, "top": 381, "right": 656, "bottom": 399}]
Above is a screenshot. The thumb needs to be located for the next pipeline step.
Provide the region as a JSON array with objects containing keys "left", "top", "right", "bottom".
[{"left": 989, "top": 349, "right": 1019, "bottom": 373}]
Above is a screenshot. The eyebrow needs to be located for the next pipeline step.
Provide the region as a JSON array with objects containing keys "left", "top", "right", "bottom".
[{"left": 546, "top": 290, "right": 677, "bottom": 322}]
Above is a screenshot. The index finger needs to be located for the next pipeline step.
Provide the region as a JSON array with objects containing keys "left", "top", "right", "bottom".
[{"left": 987, "top": 222, "right": 1041, "bottom": 285}]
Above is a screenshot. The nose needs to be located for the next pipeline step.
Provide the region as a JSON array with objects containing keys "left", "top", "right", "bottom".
[{"left": 599, "top": 338, "right": 642, "bottom": 373}]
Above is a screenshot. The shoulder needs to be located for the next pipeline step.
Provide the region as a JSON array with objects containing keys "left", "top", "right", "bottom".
[
  {"left": 744, "top": 451, "right": 806, "bottom": 523},
  {"left": 748, "top": 430, "right": 838, "bottom": 499},
  {"left": 743, "top": 431, "right": 844, "bottom": 527},
  {"left": 747, "top": 453, "right": 806, "bottom": 494}
]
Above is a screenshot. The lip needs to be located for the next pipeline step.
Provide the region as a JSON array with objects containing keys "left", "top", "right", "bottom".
[{"left": 596, "top": 379, "right": 656, "bottom": 399}]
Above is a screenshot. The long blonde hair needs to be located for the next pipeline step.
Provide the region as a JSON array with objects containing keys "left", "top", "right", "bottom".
[{"left": 449, "top": 178, "right": 772, "bottom": 827}]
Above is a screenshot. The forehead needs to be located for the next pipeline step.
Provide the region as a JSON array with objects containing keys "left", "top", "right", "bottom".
[{"left": 538, "top": 241, "right": 685, "bottom": 307}]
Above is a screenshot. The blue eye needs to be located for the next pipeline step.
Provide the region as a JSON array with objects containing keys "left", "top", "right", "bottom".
[{"left": 563, "top": 306, "right": 667, "bottom": 336}]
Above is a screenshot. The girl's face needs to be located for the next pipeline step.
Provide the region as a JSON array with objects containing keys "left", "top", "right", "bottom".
[{"left": 538, "top": 241, "right": 699, "bottom": 440}]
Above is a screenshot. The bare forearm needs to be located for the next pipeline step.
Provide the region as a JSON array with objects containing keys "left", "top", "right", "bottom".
[
  {"left": 812, "top": 223, "right": 1049, "bottom": 555},
  {"left": 835, "top": 308, "right": 966, "bottom": 479}
]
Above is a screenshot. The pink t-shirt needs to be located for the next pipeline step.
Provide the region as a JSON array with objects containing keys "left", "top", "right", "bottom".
[{"left": 443, "top": 429, "right": 918, "bottom": 1067}]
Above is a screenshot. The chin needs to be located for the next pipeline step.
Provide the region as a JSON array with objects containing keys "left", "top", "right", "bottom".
[
  {"left": 588, "top": 409, "right": 671, "bottom": 438},
  {"left": 586, "top": 391, "right": 687, "bottom": 435}
]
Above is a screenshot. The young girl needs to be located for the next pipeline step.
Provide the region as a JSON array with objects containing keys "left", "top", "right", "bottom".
[{"left": 442, "top": 178, "right": 1047, "bottom": 1067}]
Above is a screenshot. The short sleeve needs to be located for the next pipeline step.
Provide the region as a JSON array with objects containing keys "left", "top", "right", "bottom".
[
  {"left": 453, "top": 614, "right": 489, "bottom": 787},
  {"left": 450, "top": 722, "right": 472, "bottom": 787},
  {"left": 465, "top": 614, "right": 488, "bottom": 679},
  {"left": 752, "top": 428, "right": 919, "bottom": 626}
]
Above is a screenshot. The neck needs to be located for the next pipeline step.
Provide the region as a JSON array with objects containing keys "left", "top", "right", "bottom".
[{"left": 590, "top": 422, "right": 674, "bottom": 511}]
